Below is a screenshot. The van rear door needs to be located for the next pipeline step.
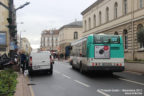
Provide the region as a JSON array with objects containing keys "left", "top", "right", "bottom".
[{"left": 31, "top": 52, "right": 51, "bottom": 70}]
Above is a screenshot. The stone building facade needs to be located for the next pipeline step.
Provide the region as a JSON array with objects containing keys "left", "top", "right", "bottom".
[
  {"left": 40, "top": 30, "right": 59, "bottom": 52},
  {"left": 58, "top": 21, "right": 83, "bottom": 55},
  {"left": 81, "top": 0, "right": 144, "bottom": 60},
  {"left": 0, "top": 0, "right": 10, "bottom": 55}
]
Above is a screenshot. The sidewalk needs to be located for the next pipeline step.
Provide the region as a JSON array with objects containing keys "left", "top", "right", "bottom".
[
  {"left": 125, "top": 63, "right": 144, "bottom": 74},
  {"left": 14, "top": 73, "right": 32, "bottom": 96}
]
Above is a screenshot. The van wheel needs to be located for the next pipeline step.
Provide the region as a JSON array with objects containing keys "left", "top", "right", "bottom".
[{"left": 49, "top": 65, "right": 53, "bottom": 75}]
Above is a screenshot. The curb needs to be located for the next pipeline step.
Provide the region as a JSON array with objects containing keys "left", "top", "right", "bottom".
[{"left": 25, "top": 75, "right": 35, "bottom": 96}]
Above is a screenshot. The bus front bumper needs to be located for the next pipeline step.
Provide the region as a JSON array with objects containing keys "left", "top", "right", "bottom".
[{"left": 84, "top": 66, "right": 125, "bottom": 72}]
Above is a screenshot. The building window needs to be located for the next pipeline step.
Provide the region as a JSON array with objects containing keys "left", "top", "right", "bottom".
[
  {"left": 124, "top": 0, "right": 127, "bottom": 15},
  {"left": 99, "top": 11, "right": 102, "bottom": 25},
  {"left": 114, "top": 31, "right": 119, "bottom": 35},
  {"left": 74, "top": 32, "right": 78, "bottom": 40},
  {"left": 114, "top": 2, "right": 118, "bottom": 19},
  {"left": 140, "top": 0, "right": 143, "bottom": 8},
  {"left": 106, "top": 7, "right": 109, "bottom": 22},
  {"left": 137, "top": 24, "right": 144, "bottom": 48},
  {"left": 123, "top": 30, "right": 128, "bottom": 49},
  {"left": 84, "top": 20, "right": 87, "bottom": 31},
  {"left": 88, "top": 17, "right": 91, "bottom": 29},
  {"left": 93, "top": 14, "right": 96, "bottom": 27}
]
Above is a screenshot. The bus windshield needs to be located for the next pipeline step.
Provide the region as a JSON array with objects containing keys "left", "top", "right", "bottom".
[{"left": 93, "top": 35, "right": 120, "bottom": 44}]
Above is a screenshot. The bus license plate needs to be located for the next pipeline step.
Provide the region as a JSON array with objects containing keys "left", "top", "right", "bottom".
[{"left": 103, "top": 63, "right": 112, "bottom": 66}]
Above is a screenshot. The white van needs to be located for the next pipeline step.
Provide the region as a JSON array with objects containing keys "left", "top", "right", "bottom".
[{"left": 28, "top": 51, "right": 54, "bottom": 75}]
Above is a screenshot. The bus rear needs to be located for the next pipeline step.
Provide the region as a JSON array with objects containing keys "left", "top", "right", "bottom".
[{"left": 86, "top": 34, "right": 124, "bottom": 72}]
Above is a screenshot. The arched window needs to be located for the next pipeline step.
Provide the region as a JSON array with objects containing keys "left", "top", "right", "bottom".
[
  {"left": 137, "top": 24, "right": 144, "bottom": 48},
  {"left": 140, "top": 0, "right": 143, "bottom": 8},
  {"left": 99, "top": 11, "right": 102, "bottom": 25},
  {"left": 137, "top": 24, "right": 143, "bottom": 31},
  {"left": 88, "top": 17, "right": 91, "bottom": 29},
  {"left": 84, "top": 20, "right": 87, "bottom": 31},
  {"left": 124, "top": 0, "right": 127, "bottom": 15},
  {"left": 93, "top": 14, "right": 96, "bottom": 27},
  {"left": 123, "top": 29, "right": 128, "bottom": 49},
  {"left": 74, "top": 32, "right": 78, "bottom": 40},
  {"left": 114, "top": 31, "right": 119, "bottom": 35},
  {"left": 114, "top": 2, "right": 118, "bottom": 19},
  {"left": 106, "top": 7, "right": 109, "bottom": 22}
]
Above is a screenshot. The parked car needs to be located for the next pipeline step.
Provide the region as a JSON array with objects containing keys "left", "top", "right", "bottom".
[{"left": 28, "top": 51, "right": 54, "bottom": 75}]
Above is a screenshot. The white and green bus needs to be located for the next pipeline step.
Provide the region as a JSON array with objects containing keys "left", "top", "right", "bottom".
[{"left": 69, "top": 34, "right": 124, "bottom": 73}]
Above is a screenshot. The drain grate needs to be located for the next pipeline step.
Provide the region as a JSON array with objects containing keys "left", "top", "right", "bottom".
[{"left": 27, "top": 83, "right": 36, "bottom": 86}]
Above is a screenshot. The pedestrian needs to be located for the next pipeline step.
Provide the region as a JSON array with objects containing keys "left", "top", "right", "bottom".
[{"left": 20, "top": 51, "right": 27, "bottom": 74}]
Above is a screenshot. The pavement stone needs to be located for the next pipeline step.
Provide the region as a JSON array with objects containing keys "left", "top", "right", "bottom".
[{"left": 14, "top": 73, "right": 32, "bottom": 96}]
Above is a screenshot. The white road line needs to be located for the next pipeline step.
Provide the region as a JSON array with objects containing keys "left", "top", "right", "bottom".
[
  {"left": 125, "top": 71, "right": 143, "bottom": 76},
  {"left": 54, "top": 70, "right": 61, "bottom": 74},
  {"left": 74, "top": 80, "right": 90, "bottom": 87},
  {"left": 119, "top": 78, "right": 144, "bottom": 86},
  {"left": 62, "top": 74, "right": 71, "bottom": 79},
  {"left": 97, "top": 90, "right": 111, "bottom": 96}
]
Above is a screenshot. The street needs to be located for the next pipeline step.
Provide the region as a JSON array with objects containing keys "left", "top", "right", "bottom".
[{"left": 29, "top": 61, "right": 144, "bottom": 96}]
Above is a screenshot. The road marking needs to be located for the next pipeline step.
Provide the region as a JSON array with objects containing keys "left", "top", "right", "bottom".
[
  {"left": 26, "top": 75, "right": 35, "bottom": 96},
  {"left": 74, "top": 80, "right": 90, "bottom": 87},
  {"left": 119, "top": 78, "right": 144, "bottom": 86},
  {"left": 54, "top": 70, "right": 61, "bottom": 74},
  {"left": 29, "top": 85, "right": 35, "bottom": 96},
  {"left": 62, "top": 74, "right": 71, "bottom": 79},
  {"left": 97, "top": 89, "right": 111, "bottom": 96},
  {"left": 125, "top": 71, "right": 143, "bottom": 76}
]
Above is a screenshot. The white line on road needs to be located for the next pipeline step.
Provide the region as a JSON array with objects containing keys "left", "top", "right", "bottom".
[
  {"left": 62, "top": 74, "right": 71, "bottom": 79},
  {"left": 54, "top": 70, "right": 61, "bottom": 74},
  {"left": 119, "top": 78, "right": 144, "bottom": 86},
  {"left": 74, "top": 80, "right": 90, "bottom": 87},
  {"left": 97, "top": 90, "right": 111, "bottom": 96}
]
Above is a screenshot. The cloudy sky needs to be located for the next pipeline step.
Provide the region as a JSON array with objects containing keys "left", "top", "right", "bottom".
[{"left": 14, "top": 0, "right": 96, "bottom": 49}]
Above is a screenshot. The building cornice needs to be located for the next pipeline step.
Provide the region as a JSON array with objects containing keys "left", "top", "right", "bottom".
[{"left": 81, "top": 0, "right": 104, "bottom": 15}]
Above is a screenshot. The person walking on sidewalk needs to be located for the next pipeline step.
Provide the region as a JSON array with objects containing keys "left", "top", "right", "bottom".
[{"left": 20, "top": 51, "right": 27, "bottom": 74}]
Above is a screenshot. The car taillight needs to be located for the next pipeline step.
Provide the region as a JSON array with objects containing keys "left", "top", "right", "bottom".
[{"left": 29, "top": 57, "right": 32, "bottom": 66}]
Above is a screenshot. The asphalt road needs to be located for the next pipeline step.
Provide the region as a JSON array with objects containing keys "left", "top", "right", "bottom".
[{"left": 29, "top": 60, "right": 144, "bottom": 96}]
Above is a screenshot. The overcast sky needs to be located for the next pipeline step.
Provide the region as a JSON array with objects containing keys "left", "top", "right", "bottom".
[{"left": 14, "top": 0, "right": 96, "bottom": 49}]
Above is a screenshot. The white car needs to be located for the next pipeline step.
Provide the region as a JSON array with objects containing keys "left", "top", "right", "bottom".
[{"left": 28, "top": 51, "right": 54, "bottom": 75}]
